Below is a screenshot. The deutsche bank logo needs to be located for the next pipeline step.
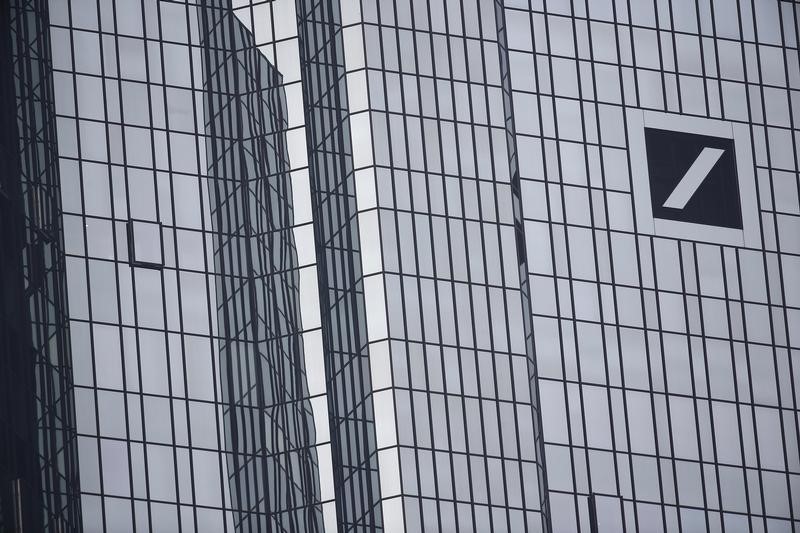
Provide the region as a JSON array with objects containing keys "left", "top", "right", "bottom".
[
  {"left": 645, "top": 128, "right": 741, "bottom": 229},
  {"left": 628, "top": 110, "right": 759, "bottom": 247}
]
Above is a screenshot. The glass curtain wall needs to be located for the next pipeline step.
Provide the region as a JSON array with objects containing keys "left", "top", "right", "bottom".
[
  {"left": 42, "top": 0, "right": 324, "bottom": 531},
  {"left": 504, "top": 0, "right": 800, "bottom": 531},
  {"left": 2, "top": 0, "right": 798, "bottom": 532},
  {"left": 200, "top": 2, "right": 324, "bottom": 531},
  {"left": 2, "top": 1, "right": 81, "bottom": 531},
  {"left": 296, "top": 0, "right": 551, "bottom": 531}
]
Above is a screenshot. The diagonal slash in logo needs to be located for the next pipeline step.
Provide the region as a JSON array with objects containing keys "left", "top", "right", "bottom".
[{"left": 661, "top": 147, "right": 725, "bottom": 209}]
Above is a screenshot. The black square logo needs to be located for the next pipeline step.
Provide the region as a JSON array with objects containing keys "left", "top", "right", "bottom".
[{"left": 644, "top": 127, "right": 742, "bottom": 230}]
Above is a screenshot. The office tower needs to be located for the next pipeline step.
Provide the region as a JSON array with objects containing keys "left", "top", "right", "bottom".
[
  {"left": 298, "top": 0, "right": 550, "bottom": 531},
  {"left": 3, "top": 0, "right": 330, "bottom": 531},
  {"left": 1, "top": 1, "right": 81, "bottom": 531},
  {"left": 504, "top": 0, "right": 799, "bottom": 531},
  {"left": 0, "top": 1, "right": 797, "bottom": 533}
]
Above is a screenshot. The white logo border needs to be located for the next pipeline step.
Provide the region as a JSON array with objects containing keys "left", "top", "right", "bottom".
[{"left": 627, "top": 109, "right": 761, "bottom": 248}]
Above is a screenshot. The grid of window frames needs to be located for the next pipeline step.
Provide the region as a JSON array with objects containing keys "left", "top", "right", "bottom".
[
  {"left": 205, "top": 0, "right": 340, "bottom": 530},
  {"left": 5, "top": 0, "right": 798, "bottom": 531},
  {"left": 4, "top": 1, "right": 82, "bottom": 531},
  {"left": 44, "top": 0, "right": 328, "bottom": 531},
  {"left": 226, "top": 1, "right": 347, "bottom": 532},
  {"left": 505, "top": 0, "right": 800, "bottom": 531},
  {"left": 49, "top": 0, "right": 238, "bottom": 529},
  {"left": 296, "top": 0, "right": 389, "bottom": 531},
  {"left": 200, "top": 3, "right": 325, "bottom": 531},
  {"left": 301, "top": 0, "right": 552, "bottom": 531}
]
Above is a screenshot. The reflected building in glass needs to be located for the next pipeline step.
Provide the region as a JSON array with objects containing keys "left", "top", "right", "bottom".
[{"left": 0, "top": 0, "right": 798, "bottom": 532}]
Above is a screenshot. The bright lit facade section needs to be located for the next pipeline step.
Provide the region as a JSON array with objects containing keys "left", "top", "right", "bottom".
[
  {"left": 506, "top": 0, "right": 800, "bottom": 531},
  {"left": 337, "top": 0, "right": 549, "bottom": 531}
]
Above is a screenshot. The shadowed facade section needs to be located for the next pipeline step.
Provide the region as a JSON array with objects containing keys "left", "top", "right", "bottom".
[
  {"left": 1, "top": 0, "right": 81, "bottom": 531},
  {"left": 200, "top": 3, "right": 323, "bottom": 531}
]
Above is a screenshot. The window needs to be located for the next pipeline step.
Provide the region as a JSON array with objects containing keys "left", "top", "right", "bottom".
[{"left": 127, "top": 219, "right": 163, "bottom": 268}]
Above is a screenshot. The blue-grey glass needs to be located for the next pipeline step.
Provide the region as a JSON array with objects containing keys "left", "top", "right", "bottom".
[
  {"left": 2, "top": 0, "right": 798, "bottom": 532},
  {"left": 1, "top": 1, "right": 81, "bottom": 531},
  {"left": 200, "top": 3, "right": 323, "bottom": 530}
]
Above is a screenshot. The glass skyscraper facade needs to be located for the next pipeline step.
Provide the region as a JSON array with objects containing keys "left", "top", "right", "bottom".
[
  {"left": 0, "top": 1, "right": 797, "bottom": 532},
  {"left": 504, "top": 1, "right": 799, "bottom": 531}
]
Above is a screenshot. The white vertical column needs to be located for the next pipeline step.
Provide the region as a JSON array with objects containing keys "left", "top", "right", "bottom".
[{"left": 342, "top": 5, "right": 405, "bottom": 531}]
